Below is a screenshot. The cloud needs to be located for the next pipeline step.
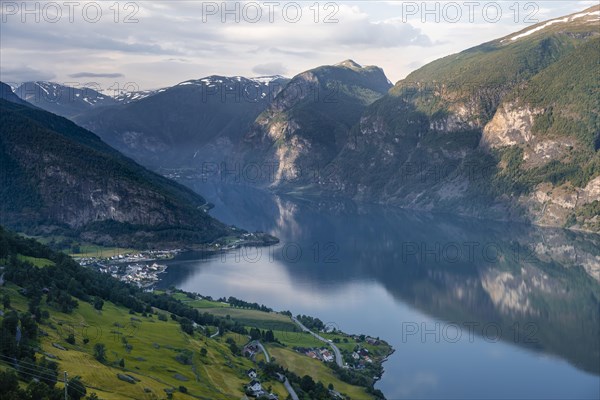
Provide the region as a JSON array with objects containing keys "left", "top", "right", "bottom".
[
  {"left": 68, "top": 72, "right": 124, "bottom": 78},
  {"left": 0, "top": 66, "right": 56, "bottom": 85},
  {"left": 330, "top": 19, "right": 433, "bottom": 48},
  {"left": 268, "top": 47, "right": 318, "bottom": 58},
  {"left": 0, "top": 1, "right": 583, "bottom": 88},
  {"left": 252, "top": 62, "right": 288, "bottom": 76}
]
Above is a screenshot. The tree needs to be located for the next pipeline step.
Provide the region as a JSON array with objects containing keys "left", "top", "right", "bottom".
[
  {"left": 86, "top": 393, "right": 100, "bottom": 400},
  {"left": 93, "top": 343, "right": 106, "bottom": 363},
  {"left": 228, "top": 342, "right": 239, "bottom": 356},
  {"left": 93, "top": 298, "right": 104, "bottom": 311},
  {"left": 67, "top": 376, "right": 87, "bottom": 400},
  {"left": 300, "top": 375, "right": 316, "bottom": 392},
  {"left": 2, "top": 294, "right": 10, "bottom": 309},
  {"left": 26, "top": 381, "right": 53, "bottom": 400},
  {"left": 37, "top": 358, "right": 58, "bottom": 388},
  {"left": 264, "top": 330, "right": 275, "bottom": 343},
  {"left": 249, "top": 328, "right": 261, "bottom": 341},
  {"left": 200, "top": 347, "right": 207, "bottom": 357},
  {"left": 66, "top": 333, "right": 76, "bottom": 345},
  {"left": 119, "top": 358, "right": 125, "bottom": 368},
  {"left": 0, "top": 370, "right": 19, "bottom": 393},
  {"left": 0, "top": 237, "right": 8, "bottom": 258}
]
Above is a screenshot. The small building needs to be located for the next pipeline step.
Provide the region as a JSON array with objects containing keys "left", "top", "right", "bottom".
[
  {"left": 366, "top": 337, "right": 380, "bottom": 345},
  {"left": 247, "top": 380, "right": 262, "bottom": 393},
  {"left": 247, "top": 368, "right": 257, "bottom": 379}
]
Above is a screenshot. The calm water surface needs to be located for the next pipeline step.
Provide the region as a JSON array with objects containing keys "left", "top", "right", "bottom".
[{"left": 158, "top": 183, "right": 600, "bottom": 399}]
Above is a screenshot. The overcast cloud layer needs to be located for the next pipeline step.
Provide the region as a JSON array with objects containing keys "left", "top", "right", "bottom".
[{"left": 0, "top": 1, "right": 596, "bottom": 92}]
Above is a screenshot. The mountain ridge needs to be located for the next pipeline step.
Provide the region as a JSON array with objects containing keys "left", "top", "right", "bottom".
[
  {"left": 0, "top": 89, "right": 278, "bottom": 247},
  {"left": 319, "top": 6, "right": 599, "bottom": 231}
]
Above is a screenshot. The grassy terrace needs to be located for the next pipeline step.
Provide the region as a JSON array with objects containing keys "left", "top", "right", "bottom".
[
  {"left": 268, "top": 345, "right": 371, "bottom": 399},
  {"left": 0, "top": 284, "right": 256, "bottom": 399},
  {"left": 0, "top": 280, "right": 391, "bottom": 399},
  {"left": 16, "top": 254, "right": 55, "bottom": 268},
  {"left": 177, "top": 295, "right": 393, "bottom": 399}
]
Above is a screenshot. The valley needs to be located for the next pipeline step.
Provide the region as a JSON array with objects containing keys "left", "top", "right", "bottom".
[{"left": 0, "top": 3, "right": 599, "bottom": 399}]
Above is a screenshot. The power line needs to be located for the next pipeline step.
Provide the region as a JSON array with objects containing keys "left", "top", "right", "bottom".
[{"left": 0, "top": 365, "right": 88, "bottom": 397}]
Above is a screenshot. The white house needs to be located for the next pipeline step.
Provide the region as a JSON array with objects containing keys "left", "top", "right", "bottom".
[{"left": 248, "top": 380, "right": 262, "bottom": 393}]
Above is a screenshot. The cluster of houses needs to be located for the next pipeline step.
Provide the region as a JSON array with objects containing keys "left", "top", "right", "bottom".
[
  {"left": 293, "top": 346, "right": 335, "bottom": 363},
  {"left": 76, "top": 249, "right": 180, "bottom": 267},
  {"left": 245, "top": 369, "right": 278, "bottom": 399},
  {"left": 96, "top": 262, "right": 167, "bottom": 288},
  {"left": 350, "top": 347, "right": 373, "bottom": 369}
]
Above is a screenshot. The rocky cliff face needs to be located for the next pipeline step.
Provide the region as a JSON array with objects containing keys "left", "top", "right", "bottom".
[
  {"left": 318, "top": 6, "right": 600, "bottom": 232},
  {"left": 0, "top": 96, "right": 232, "bottom": 246},
  {"left": 239, "top": 60, "right": 393, "bottom": 188}
]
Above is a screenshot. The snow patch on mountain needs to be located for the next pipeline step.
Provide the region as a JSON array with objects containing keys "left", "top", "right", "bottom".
[{"left": 504, "top": 9, "right": 600, "bottom": 43}]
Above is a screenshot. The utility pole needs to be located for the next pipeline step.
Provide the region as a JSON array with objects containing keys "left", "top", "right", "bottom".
[{"left": 64, "top": 371, "right": 68, "bottom": 400}]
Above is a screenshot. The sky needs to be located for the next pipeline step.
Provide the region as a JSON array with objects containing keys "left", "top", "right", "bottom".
[{"left": 0, "top": 1, "right": 597, "bottom": 93}]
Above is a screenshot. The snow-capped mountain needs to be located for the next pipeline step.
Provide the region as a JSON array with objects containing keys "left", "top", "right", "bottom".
[
  {"left": 114, "top": 88, "right": 167, "bottom": 104},
  {"left": 74, "top": 74, "right": 290, "bottom": 169},
  {"left": 175, "top": 75, "right": 289, "bottom": 101},
  {"left": 15, "top": 81, "right": 118, "bottom": 118}
]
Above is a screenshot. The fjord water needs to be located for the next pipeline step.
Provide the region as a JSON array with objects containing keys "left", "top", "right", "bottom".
[{"left": 158, "top": 183, "right": 600, "bottom": 399}]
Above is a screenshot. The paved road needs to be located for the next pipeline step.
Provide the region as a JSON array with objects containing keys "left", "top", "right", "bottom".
[
  {"left": 291, "top": 316, "right": 343, "bottom": 367},
  {"left": 210, "top": 328, "right": 219, "bottom": 338},
  {"left": 252, "top": 340, "right": 270, "bottom": 363},
  {"left": 283, "top": 376, "right": 299, "bottom": 400}
]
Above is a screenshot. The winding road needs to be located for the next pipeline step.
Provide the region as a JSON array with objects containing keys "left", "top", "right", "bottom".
[
  {"left": 253, "top": 340, "right": 270, "bottom": 363},
  {"left": 291, "top": 316, "right": 344, "bottom": 368},
  {"left": 283, "top": 376, "right": 300, "bottom": 400}
]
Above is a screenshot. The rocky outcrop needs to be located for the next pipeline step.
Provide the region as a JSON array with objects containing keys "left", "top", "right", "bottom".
[
  {"left": 481, "top": 102, "right": 542, "bottom": 148},
  {"left": 239, "top": 61, "right": 393, "bottom": 189},
  {"left": 0, "top": 97, "right": 231, "bottom": 246}
]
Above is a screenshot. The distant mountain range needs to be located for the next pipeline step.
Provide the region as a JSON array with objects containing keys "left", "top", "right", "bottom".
[
  {"left": 9, "top": 5, "right": 600, "bottom": 232},
  {"left": 72, "top": 75, "right": 290, "bottom": 169},
  {"left": 15, "top": 81, "right": 118, "bottom": 118},
  {"left": 0, "top": 81, "right": 278, "bottom": 247}
]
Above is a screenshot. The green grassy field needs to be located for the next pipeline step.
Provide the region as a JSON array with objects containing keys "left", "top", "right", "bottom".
[
  {"left": 268, "top": 344, "right": 371, "bottom": 399},
  {"left": 16, "top": 254, "right": 55, "bottom": 268},
  {"left": 1, "top": 282, "right": 386, "bottom": 400},
  {"left": 180, "top": 299, "right": 383, "bottom": 399},
  {"left": 202, "top": 307, "right": 298, "bottom": 331},
  {"left": 68, "top": 245, "right": 139, "bottom": 258},
  {"left": 170, "top": 293, "right": 230, "bottom": 309},
  {"left": 0, "top": 285, "right": 256, "bottom": 400}
]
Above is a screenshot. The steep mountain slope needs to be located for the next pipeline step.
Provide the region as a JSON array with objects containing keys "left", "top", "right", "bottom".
[
  {"left": 0, "top": 81, "right": 30, "bottom": 106},
  {"left": 75, "top": 75, "right": 289, "bottom": 169},
  {"left": 15, "top": 81, "right": 117, "bottom": 118},
  {"left": 0, "top": 92, "right": 242, "bottom": 247},
  {"left": 324, "top": 6, "right": 600, "bottom": 231},
  {"left": 239, "top": 60, "right": 392, "bottom": 187}
]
